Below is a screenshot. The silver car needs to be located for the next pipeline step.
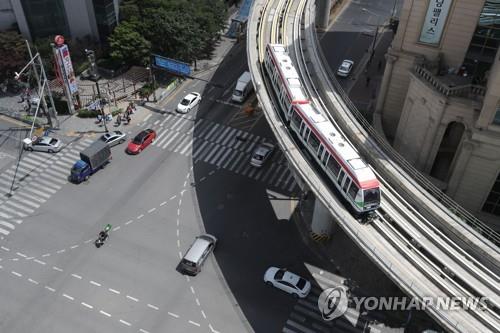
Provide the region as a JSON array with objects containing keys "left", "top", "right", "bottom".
[
  {"left": 337, "top": 60, "right": 354, "bottom": 77},
  {"left": 250, "top": 142, "right": 275, "bottom": 167},
  {"left": 264, "top": 267, "right": 311, "bottom": 298},
  {"left": 24, "top": 136, "right": 62, "bottom": 153},
  {"left": 100, "top": 131, "right": 127, "bottom": 147}
]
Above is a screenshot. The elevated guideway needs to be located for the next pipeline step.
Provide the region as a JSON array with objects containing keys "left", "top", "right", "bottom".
[{"left": 247, "top": 0, "right": 500, "bottom": 332}]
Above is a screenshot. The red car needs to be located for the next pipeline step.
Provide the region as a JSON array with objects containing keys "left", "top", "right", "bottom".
[{"left": 126, "top": 129, "right": 156, "bottom": 154}]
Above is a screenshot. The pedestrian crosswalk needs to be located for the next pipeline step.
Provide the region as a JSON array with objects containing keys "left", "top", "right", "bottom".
[
  {"left": 282, "top": 270, "right": 395, "bottom": 333},
  {"left": 139, "top": 112, "right": 299, "bottom": 192},
  {"left": 0, "top": 138, "right": 94, "bottom": 237}
]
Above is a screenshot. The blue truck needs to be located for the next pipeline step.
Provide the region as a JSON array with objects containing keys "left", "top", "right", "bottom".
[{"left": 70, "top": 140, "right": 111, "bottom": 183}]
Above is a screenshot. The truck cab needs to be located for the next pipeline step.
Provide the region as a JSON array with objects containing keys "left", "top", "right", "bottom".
[{"left": 70, "top": 160, "right": 91, "bottom": 183}]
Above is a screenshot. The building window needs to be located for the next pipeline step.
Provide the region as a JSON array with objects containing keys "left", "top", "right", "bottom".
[
  {"left": 92, "top": 0, "right": 117, "bottom": 43},
  {"left": 21, "top": 0, "right": 69, "bottom": 39},
  {"left": 464, "top": 1, "right": 500, "bottom": 81},
  {"left": 482, "top": 172, "right": 500, "bottom": 216},
  {"left": 494, "top": 106, "right": 500, "bottom": 125}
]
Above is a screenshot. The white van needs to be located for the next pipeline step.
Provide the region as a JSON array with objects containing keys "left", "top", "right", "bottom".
[
  {"left": 232, "top": 71, "right": 253, "bottom": 103},
  {"left": 179, "top": 234, "right": 217, "bottom": 275}
]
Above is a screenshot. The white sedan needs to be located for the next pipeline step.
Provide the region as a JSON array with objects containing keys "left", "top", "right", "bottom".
[
  {"left": 264, "top": 267, "right": 311, "bottom": 298},
  {"left": 100, "top": 130, "right": 127, "bottom": 147},
  {"left": 337, "top": 60, "right": 354, "bottom": 77},
  {"left": 24, "top": 136, "right": 62, "bottom": 153},
  {"left": 176, "top": 92, "right": 201, "bottom": 113}
]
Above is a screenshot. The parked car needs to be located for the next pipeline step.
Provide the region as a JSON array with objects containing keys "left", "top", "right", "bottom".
[
  {"left": 337, "top": 60, "right": 354, "bottom": 77},
  {"left": 24, "top": 136, "right": 62, "bottom": 153},
  {"left": 176, "top": 92, "right": 201, "bottom": 113},
  {"left": 126, "top": 129, "right": 156, "bottom": 154},
  {"left": 263, "top": 267, "right": 311, "bottom": 298},
  {"left": 100, "top": 131, "right": 127, "bottom": 147},
  {"left": 250, "top": 142, "right": 275, "bottom": 167}
]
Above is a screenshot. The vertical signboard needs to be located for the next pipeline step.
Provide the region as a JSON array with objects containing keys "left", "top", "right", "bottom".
[
  {"left": 55, "top": 44, "right": 78, "bottom": 94},
  {"left": 419, "top": 0, "right": 453, "bottom": 45}
]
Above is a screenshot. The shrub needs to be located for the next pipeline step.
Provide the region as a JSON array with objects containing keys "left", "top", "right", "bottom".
[{"left": 77, "top": 108, "right": 100, "bottom": 118}]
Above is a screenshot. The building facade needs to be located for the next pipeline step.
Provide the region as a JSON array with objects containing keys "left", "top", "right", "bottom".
[
  {"left": 2, "top": 0, "right": 119, "bottom": 43},
  {"left": 375, "top": 0, "right": 500, "bottom": 227}
]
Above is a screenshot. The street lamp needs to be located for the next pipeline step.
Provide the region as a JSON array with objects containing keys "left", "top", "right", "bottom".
[{"left": 85, "top": 49, "right": 108, "bottom": 132}]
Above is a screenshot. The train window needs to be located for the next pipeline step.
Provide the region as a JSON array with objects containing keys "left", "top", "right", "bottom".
[
  {"left": 326, "top": 155, "right": 341, "bottom": 177},
  {"left": 364, "top": 188, "right": 380, "bottom": 204},
  {"left": 291, "top": 112, "right": 301, "bottom": 128},
  {"left": 307, "top": 132, "right": 320, "bottom": 152},
  {"left": 348, "top": 183, "right": 359, "bottom": 200},
  {"left": 338, "top": 170, "right": 346, "bottom": 184},
  {"left": 342, "top": 177, "right": 351, "bottom": 192}
]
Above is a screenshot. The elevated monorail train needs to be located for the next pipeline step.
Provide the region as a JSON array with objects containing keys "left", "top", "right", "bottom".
[{"left": 263, "top": 44, "right": 381, "bottom": 215}]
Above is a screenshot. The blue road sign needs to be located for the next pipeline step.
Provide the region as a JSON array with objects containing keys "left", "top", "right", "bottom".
[{"left": 153, "top": 55, "right": 191, "bottom": 76}]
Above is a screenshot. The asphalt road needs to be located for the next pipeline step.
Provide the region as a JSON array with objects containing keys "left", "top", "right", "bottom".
[{"left": 320, "top": 0, "right": 398, "bottom": 92}]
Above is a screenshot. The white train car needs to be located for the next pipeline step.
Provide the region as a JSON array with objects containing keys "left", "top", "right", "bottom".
[{"left": 264, "top": 44, "right": 380, "bottom": 215}]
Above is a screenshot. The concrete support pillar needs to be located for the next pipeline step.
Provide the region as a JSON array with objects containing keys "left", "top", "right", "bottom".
[
  {"left": 375, "top": 52, "right": 397, "bottom": 114},
  {"left": 311, "top": 198, "right": 334, "bottom": 239},
  {"left": 316, "top": 0, "right": 332, "bottom": 31},
  {"left": 446, "top": 140, "right": 475, "bottom": 197}
]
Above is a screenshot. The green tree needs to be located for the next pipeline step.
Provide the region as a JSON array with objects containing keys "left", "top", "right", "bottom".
[
  {"left": 108, "top": 22, "right": 151, "bottom": 66},
  {"left": 0, "top": 31, "right": 28, "bottom": 82}
]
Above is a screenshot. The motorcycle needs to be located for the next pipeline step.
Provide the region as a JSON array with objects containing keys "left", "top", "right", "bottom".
[{"left": 95, "top": 224, "right": 112, "bottom": 248}]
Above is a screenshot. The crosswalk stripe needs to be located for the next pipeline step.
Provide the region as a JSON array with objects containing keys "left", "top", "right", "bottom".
[
  {"left": 153, "top": 128, "right": 169, "bottom": 144},
  {"left": 245, "top": 140, "right": 258, "bottom": 153},
  {"left": 40, "top": 168, "right": 67, "bottom": 182},
  {"left": 35, "top": 176, "right": 64, "bottom": 189},
  {"left": 261, "top": 164, "right": 276, "bottom": 183},
  {"left": 268, "top": 164, "right": 285, "bottom": 185},
  {"left": 169, "top": 116, "right": 186, "bottom": 131},
  {"left": 0, "top": 221, "right": 15, "bottom": 230},
  {"left": 192, "top": 141, "right": 209, "bottom": 159},
  {"left": 29, "top": 182, "right": 57, "bottom": 194},
  {"left": 232, "top": 132, "right": 248, "bottom": 150},
  {"left": 222, "top": 150, "right": 239, "bottom": 169},
  {"left": 240, "top": 163, "right": 252, "bottom": 176},
  {"left": 19, "top": 159, "right": 39, "bottom": 169},
  {"left": 252, "top": 167, "right": 266, "bottom": 180},
  {"left": 228, "top": 151, "right": 245, "bottom": 171},
  {"left": 0, "top": 228, "right": 10, "bottom": 235},
  {"left": 220, "top": 127, "right": 238, "bottom": 146},
  {"left": 189, "top": 119, "right": 205, "bottom": 134},
  {"left": 196, "top": 142, "right": 214, "bottom": 161},
  {"left": 283, "top": 171, "right": 295, "bottom": 188},
  {"left": 203, "top": 143, "right": 221, "bottom": 163},
  {"left": 0, "top": 205, "right": 27, "bottom": 217},
  {"left": 9, "top": 196, "right": 40, "bottom": 209},
  {"left": 23, "top": 186, "right": 51, "bottom": 199},
  {"left": 54, "top": 159, "right": 73, "bottom": 169},
  {"left": 12, "top": 190, "right": 46, "bottom": 204},
  {"left": 162, "top": 132, "right": 180, "bottom": 149},
  {"left": 247, "top": 165, "right": 258, "bottom": 178},
  {"left": 4, "top": 200, "right": 34, "bottom": 214},
  {"left": 204, "top": 123, "right": 220, "bottom": 141},
  {"left": 194, "top": 121, "right": 213, "bottom": 138},
  {"left": 58, "top": 155, "right": 75, "bottom": 164},
  {"left": 235, "top": 155, "right": 249, "bottom": 174},
  {"left": 214, "top": 126, "right": 232, "bottom": 144},
  {"left": 216, "top": 148, "right": 232, "bottom": 167},
  {"left": 23, "top": 154, "right": 48, "bottom": 163},
  {"left": 179, "top": 137, "right": 194, "bottom": 155},
  {"left": 156, "top": 130, "right": 175, "bottom": 147},
  {"left": 174, "top": 134, "right": 191, "bottom": 153},
  {"left": 47, "top": 163, "right": 68, "bottom": 173},
  {"left": 274, "top": 168, "right": 289, "bottom": 187}
]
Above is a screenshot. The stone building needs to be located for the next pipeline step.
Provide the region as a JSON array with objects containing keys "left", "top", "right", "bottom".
[{"left": 375, "top": 0, "right": 500, "bottom": 227}]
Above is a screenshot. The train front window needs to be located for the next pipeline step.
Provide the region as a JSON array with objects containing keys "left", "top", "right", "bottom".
[{"left": 364, "top": 188, "right": 380, "bottom": 204}]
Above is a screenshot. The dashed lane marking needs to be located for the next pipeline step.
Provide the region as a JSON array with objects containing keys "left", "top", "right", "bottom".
[
  {"left": 63, "top": 294, "right": 74, "bottom": 301},
  {"left": 100, "top": 310, "right": 111, "bottom": 317},
  {"left": 189, "top": 320, "right": 201, "bottom": 327},
  {"left": 148, "top": 304, "right": 159, "bottom": 311},
  {"left": 168, "top": 312, "right": 179, "bottom": 318}
]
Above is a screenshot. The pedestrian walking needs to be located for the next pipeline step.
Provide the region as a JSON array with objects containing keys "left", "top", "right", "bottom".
[{"left": 366, "top": 76, "right": 371, "bottom": 87}]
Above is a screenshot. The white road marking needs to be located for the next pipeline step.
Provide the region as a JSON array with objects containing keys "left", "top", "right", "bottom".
[
  {"left": 139, "top": 329, "right": 150, "bottom": 333},
  {"left": 125, "top": 220, "right": 133, "bottom": 225},
  {"left": 170, "top": 195, "right": 177, "bottom": 200},
  {"left": 71, "top": 274, "right": 82, "bottom": 279},
  {"left": 148, "top": 208, "right": 156, "bottom": 213},
  {"left": 11, "top": 271, "right": 22, "bottom": 277},
  {"left": 126, "top": 295, "right": 139, "bottom": 302},
  {"left": 189, "top": 320, "right": 200, "bottom": 327},
  {"left": 90, "top": 280, "right": 101, "bottom": 287},
  {"left": 28, "top": 278, "right": 39, "bottom": 285},
  {"left": 1, "top": 246, "right": 10, "bottom": 251},
  {"left": 42, "top": 253, "right": 50, "bottom": 257},
  {"left": 57, "top": 249, "right": 65, "bottom": 254},
  {"left": 81, "top": 302, "right": 93, "bottom": 309},
  {"left": 190, "top": 286, "right": 195, "bottom": 294},
  {"left": 177, "top": 239, "right": 180, "bottom": 247},
  {"left": 113, "top": 226, "right": 120, "bottom": 231},
  {"left": 177, "top": 209, "right": 180, "bottom": 216},
  {"left": 100, "top": 310, "right": 111, "bottom": 317},
  {"left": 70, "top": 245, "right": 79, "bottom": 249},
  {"left": 167, "top": 311, "right": 179, "bottom": 318},
  {"left": 34, "top": 259, "right": 46, "bottom": 265},
  {"left": 109, "top": 288, "right": 120, "bottom": 294},
  {"left": 45, "top": 286, "right": 55, "bottom": 292},
  {"left": 63, "top": 294, "right": 74, "bottom": 301},
  {"left": 209, "top": 324, "right": 220, "bottom": 333},
  {"left": 160, "top": 201, "right": 167, "bottom": 206},
  {"left": 201, "top": 310, "right": 207, "bottom": 319},
  {"left": 84, "top": 239, "right": 93, "bottom": 243},
  {"left": 195, "top": 298, "right": 200, "bottom": 306},
  {"left": 143, "top": 114, "right": 152, "bottom": 122},
  {"left": 179, "top": 251, "right": 183, "bottom": 259},
  {"left": 147, "top": 304, "right": 159, "bottom": 311},
  {"left": 137, "top": 214, "right": 144, "bottom": 219},
  {"left": 16, "top": 252, "right": 27, "bottom": 258}
]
